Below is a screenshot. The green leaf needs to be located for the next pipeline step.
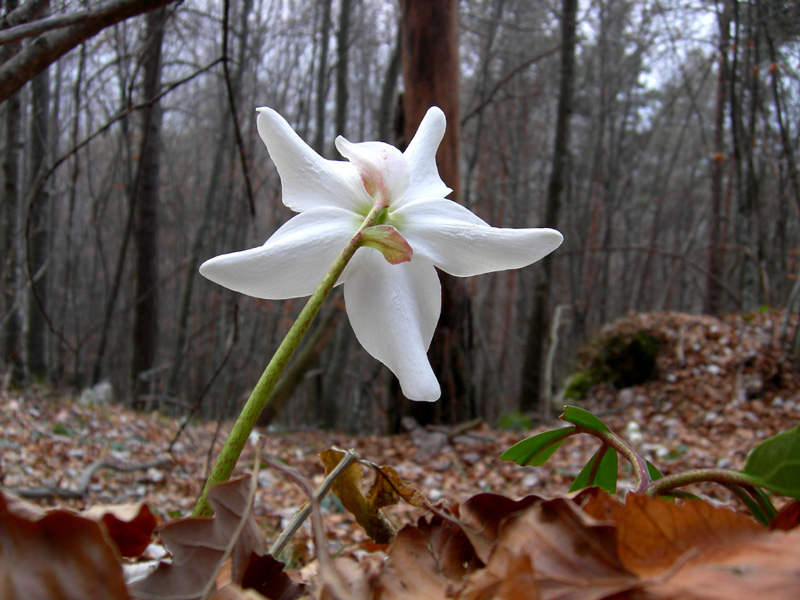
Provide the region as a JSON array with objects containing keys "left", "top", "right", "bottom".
[
  {"left": 646, "top": 460, "right": 664, "bottom": 481},
  {"left": 500, "top": 427, "right": 575, "bottom": 466},
  {"left": 743, "top": 425, "right": 800, "bottom": 499},
  {"left": 569, "top": 447, "right": 618, "bottom": 494},
  {"left": 561, "top": 405, "right": 611, "bottom": 434}
]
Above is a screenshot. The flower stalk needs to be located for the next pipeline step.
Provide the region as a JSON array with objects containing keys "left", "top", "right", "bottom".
[{"left": 193, "top": 203, "right": 388, "bottom": 516}]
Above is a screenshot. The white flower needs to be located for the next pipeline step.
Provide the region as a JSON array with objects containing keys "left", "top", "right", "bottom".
[{"left": 200, "top": 106, "right": 563, "bottom": 401}]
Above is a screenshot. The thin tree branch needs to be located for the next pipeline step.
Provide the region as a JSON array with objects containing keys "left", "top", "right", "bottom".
[
  {"left": 0, "top": 0, "right": 176, "bottom": 104},
  {"left": 222, "top": 0, "right": 255, "bottom": 216}
]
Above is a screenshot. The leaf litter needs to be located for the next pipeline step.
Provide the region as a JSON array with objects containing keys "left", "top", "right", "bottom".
[{"left": 1, "top": 310, "right": 799, "bottom": 598}]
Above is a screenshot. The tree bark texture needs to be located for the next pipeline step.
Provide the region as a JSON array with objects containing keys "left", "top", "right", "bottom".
[
  {"left": 519, "top": 0, "right": 577, "bottom": 414},
  {"left": 131, "top": 8, "right": 166, "bottom": 404},
  {"left": 704, "top": 0, "right": 731, "bottom": 316},
  {"left": 25, "top": 42, "right": 51, "bottom": 382},
  {"left": 1, "top": 0, "right": 24, "bottom": 386},
  {"left": 401, "top": 0, "right": 472, "bottom": 424},
  {"left": 0, "top": 0, "right": 174, "bottom": 104}
]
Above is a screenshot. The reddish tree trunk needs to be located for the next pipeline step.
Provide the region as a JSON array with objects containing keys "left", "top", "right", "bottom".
[{"left": 401, "top": 0, "right": 473, "bottom": 424}]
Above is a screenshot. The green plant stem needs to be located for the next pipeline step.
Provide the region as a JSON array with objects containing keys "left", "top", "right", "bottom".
[
  {"left": 193, "top": 203, "right": 386, "bottom": 516},
  {"left": 645, "top": 468, "right": 762, "bottom": 497},
  {"left": 576, "top": 426, "right": 651, "bottom": 492}
]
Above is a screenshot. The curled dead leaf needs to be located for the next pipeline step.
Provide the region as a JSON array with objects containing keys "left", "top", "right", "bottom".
[{"left": 0, "top": 489, "right": 131, "bottom": 600}]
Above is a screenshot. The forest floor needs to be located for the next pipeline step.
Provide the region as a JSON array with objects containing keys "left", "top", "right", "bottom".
[{"left": 2, "top": 309, "right": 799, "bottom": 594}]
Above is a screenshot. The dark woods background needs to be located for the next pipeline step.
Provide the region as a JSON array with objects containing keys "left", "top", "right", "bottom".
[{"left": 1, "top": 0, "right": 798, "bottom": 433}]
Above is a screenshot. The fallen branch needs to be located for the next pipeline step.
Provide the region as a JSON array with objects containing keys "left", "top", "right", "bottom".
[{"left": 8, "top": 457, "right": 171, "bottom": 499}]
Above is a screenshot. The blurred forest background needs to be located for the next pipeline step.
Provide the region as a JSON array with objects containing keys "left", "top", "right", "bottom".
[{"left": 1, "top": 0, "right": 799, "bottom": 433}]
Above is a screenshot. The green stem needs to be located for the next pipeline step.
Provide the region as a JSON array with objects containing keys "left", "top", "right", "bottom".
[
  {"left": 577, "top": 426, "right": 650, "bottom": 492},
  {"left": 645, "top": 468, "right": 762, "bottom": 497},
  {"left": 193, "top": 203, "right": 386, "bottom": 516}
]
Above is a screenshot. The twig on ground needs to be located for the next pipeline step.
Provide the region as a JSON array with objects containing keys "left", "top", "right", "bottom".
[{"left": 8, "top": 457, "right": 171, "bottom": 499}]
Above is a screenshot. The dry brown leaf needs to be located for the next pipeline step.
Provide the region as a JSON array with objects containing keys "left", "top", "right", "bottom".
[
  {"left": 128, "top": 475, "right": 302, "bottom": 600},
  {"left": 460, "top": 551, "right": 540, "bottom": 600},
  {"left": 319, "top": 448, "right": 429, "bottom": 544},
  {"left": 490, "top": 498, "right": 639, "bottom": 600},
  {"left": 368, "top": 465, "right": 428, "bottom": 510},
  {"left": 643, "top": 526, "right": 800, "bottom": 599},
  {"left": 375, "top": 524, "right": 452, "bottom": 599},
  {"left": 209, "top": 584, "right": 268, "bottom": 600},
  {"left": 582, "top": 490, "right": 800, "bottom": 598},
  {"left": 582, "top": 491, "right": 763, "bottom": 576},
  {"left": 82, "top": 503, "right": 158, "bottom": 558},
  {"left": 0, "top": 489, "right": 131, "bottom": 600},
  {"left": 770, "top": 499, "right": 800, "bottom": 531},
  {"left": 456, "top": 493, "right": 541, "bottom": 562}
]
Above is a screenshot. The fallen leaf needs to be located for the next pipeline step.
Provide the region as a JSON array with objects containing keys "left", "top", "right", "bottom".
[
  {"left": 456, "top": 493, "right": 540, "bottom": 562},
  {"left": 374, "top": 524, "right": 452, "bottom": 599},
  {"left": 460, "top": 551, "right": 540, "bottom": 600},
  {"left": 582, "top": 490, "right": 800, "bottom": 598},
  {"left": 82, "top": 503, "right": 158, "bottom": 557},
  {"left": 0, "top": 489, "right": 131, "bottom": 600},
  {"left": 489, "top": 497, "right": 639, "bottom": 600},
  {"left": 129, "top": 475, "right": 279, "bottom": 600}
]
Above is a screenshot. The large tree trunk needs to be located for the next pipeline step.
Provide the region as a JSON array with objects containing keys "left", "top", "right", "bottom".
[
  {"left": 401, "top": 0, "right": 472, "bottom": 425},
  {"left": 131, "top": 7, "right": 166, "bottom": 406},
  {"left": 704, "top": 0, "right": 731, "bottom": 316},
  {"left": 519, "top": 0, "right": 577, "bottom": 416},
  {"left": 312, "top": 0, "right": 333, "bottom": 154},
  {"left": 1, "top": 0, "right": 24, "bottom": 387},
  {"left": 25, "top": 29, "right": 51, "bottom": 382}
]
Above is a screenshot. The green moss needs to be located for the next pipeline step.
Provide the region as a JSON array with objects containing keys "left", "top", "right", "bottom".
[
  {"left": 498, "top": 411, "right": 533, "bottom": 432},
  {"left": 562, "top": 370, "right": 596, "bottom": 400}
]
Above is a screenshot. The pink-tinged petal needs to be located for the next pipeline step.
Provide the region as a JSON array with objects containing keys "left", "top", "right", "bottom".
[
  {"left": 335, "top": 138, "right": 409, "bottom": 207},
  {"left": 256, "top": 107, "right": 371, "bottom": 213},
  {"left": 397, "top": 106, "right": 452, "bottom": 208},
  {"left": 343, "top": 250, "right": 441, "bottom": 401},
  {"left": 395, "top": 199, "right": 564, "bottom": 276},
  {"left": 199, "top": 207, "right": 359, "bottom": 299}
]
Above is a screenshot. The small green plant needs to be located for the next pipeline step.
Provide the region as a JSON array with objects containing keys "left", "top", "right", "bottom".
[
  {"left": 501, "top": 405, "right": 800, "bottom": 526},
  {"left": 497, "top": 411, "right": 533, "bottom": 432}
]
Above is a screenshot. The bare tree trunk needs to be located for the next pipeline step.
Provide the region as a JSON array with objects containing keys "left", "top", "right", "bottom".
[
  {"left": 131, "top": 7, "right": 166, "bottom": 406},
  {"left": 705, "top": 0, "right": 731, "bottom": 316},
  {"left": 401, "top": 0, "right": 471, "bottom": 424},
  {"left": 312, "top": 0, "right": 332, "bottom": 154},
  {"left": 334, "top": 0, "right": 352, "bottom": 139},
  {"left": 25, "top": 25, "right": 51, "bottom": 382},
  {"left": 1, "top": 0, "right": 24, "bottom": 387},
  {"left": 729, "top": 0, "right": 758, "bottom": 310},
  {"left": 165, "top": 0, "right": 252, "bottom": 400},
  {"left": 519, "top": 0, "right": 577, "bottom": 415}
]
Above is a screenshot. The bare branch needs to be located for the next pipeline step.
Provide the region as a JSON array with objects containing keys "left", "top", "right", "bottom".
[{"left": 0, "top": 0, "right": 176, "bottom": 104}]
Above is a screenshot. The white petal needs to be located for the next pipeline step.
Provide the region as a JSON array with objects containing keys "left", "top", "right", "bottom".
[
  {"left": 344, "top": 250, "right": 442, "bottom": 401},
  {"left": 256, "top": 108, "right": 371, "bottom": 213},
  {"left": 199, "top": 207, "right": 359, "bottom": 299},
  {"left": 335, "top": 138, "right": 410, "bottom": 205},
  {"left": 397, "top": 107, "right": 452, "bottom": 208},
  {"left": 395, "top": 199, "right": 564, "bottom": 276}
]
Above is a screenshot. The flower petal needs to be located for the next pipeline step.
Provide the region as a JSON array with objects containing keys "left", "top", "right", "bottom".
[
  {"left": 335, "top": 138, "right": 410, "bottom": 206},
  {"left": 397, "top": 106, "right": 452, "bottom": 208},
  {"left": 199, "top": 207, "right": 359, "bottom": 299},
  {"left": 395, "top": 199, "right": 564, "bottom": 276},
  {"left": 343, "top": 250, "right": 442, "bottom": 401},
  {"left": 256, "top": 107, "right": 371, "bottom": 213}
]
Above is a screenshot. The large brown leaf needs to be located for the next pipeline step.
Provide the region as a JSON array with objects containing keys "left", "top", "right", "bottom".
[
  {"left": 0, "top": 489, "right": 131, "bottom": 600},
  {"left": 583, "top": 491, "right": 800, "bottom": 599},
  {"left": 489, "top": 498, "right": 639, "bottom": 600},
  {"left": 456, "top": 493, "right": 541, "bottom": 562},
  {"left": 129, "top": 475, "right": 303, "bottom": 600},
  {"left": 82, "top": 503, "right": 158, "bottom": 558}
]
